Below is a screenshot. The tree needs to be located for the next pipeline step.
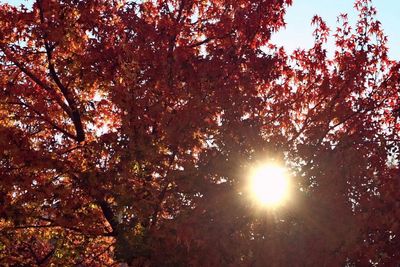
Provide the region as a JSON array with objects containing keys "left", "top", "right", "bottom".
[{"left": 0, "top": 0, "right": 399, "bottom": 265}]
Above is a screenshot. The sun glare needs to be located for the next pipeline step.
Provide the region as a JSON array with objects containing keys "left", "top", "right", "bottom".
[{"left": 250, "top": 164, "right": 290, "bottom": 207}]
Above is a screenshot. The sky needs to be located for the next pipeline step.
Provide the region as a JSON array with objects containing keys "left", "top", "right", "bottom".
[
  {"left": 271, "top": 0, "right": 400, "bottom": 59},
  {"left": 2, "top": 0, "right": 400, "bottom": 60}
]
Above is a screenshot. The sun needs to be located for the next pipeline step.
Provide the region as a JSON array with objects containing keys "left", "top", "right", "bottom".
[{"left": 249, "top": 163, "right": 291, "bottom": 207}]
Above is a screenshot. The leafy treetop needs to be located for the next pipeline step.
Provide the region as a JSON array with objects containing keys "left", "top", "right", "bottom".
[{"left": 0, "top": 0, "right": 399, "bottom": 265}]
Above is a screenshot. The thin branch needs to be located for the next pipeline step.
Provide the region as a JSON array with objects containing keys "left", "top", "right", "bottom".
[
  {"left": 150, "top": 151, "right": 177, "bottom": 229},
  {"left": 186, "top": 32, "right": 233, "bottom": 48},
  {"left": 8, "top": 221, "right": 114, "bottom": 237},
  {"left": 5, "top": 100, "right": 77, "bottom": 141},
  {"left": 38, "top": 247, "right": 56, "bottom": 265}
]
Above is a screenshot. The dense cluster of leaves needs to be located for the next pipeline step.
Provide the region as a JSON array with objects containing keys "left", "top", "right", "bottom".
[{"left": 0, "top": 0, "right": 399, "bottom": 265}]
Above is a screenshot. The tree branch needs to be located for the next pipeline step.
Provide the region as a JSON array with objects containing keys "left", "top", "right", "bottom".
[
  {"left": 0, "top": 45, "right": 73, "bottom": 118},
  {"left": 38, "top": 0, "right": 85, "bottom": 142},
  {"left": 96, "top": 200, "right": 119, "bottom": 235},
  {"left": 150, "top": 151, "right": 176, "bottom": 229},
  {"left": 5, "top": 100, "right": 77, "bottom": 140}
]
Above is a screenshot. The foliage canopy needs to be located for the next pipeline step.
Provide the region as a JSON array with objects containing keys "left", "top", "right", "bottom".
[{"left": 0, "top": 0, "right": 399, "bottom": 265}]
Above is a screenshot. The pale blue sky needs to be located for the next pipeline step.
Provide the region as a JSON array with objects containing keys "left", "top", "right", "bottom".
[
  {"left": 2, "top": 0, "right": 399, "bottom": 59},
  {"left": 271, "top": 0, "right": 400, "bottom": 59}
]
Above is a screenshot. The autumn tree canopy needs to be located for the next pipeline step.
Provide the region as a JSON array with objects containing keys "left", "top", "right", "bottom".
[{"left": 1, "top": 0, "right": 399, "bottom": 265}]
